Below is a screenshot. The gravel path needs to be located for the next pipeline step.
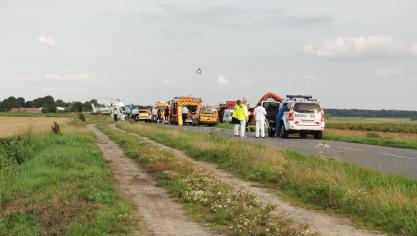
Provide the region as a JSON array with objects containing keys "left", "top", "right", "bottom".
[{"left": 89, "top": 125, "right": 218, "bottom": 236}]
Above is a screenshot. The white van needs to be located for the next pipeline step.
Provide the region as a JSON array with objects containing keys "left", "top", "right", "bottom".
[{"left": 279, "top": 95, "right": 325, "bottom": 139}]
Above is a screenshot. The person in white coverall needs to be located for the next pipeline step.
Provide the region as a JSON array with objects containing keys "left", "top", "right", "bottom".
[{"left": 253, "top": 103, "right": 267, "bottom": 138}]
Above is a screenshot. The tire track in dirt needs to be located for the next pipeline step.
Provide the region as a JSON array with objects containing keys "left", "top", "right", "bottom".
[
  {"left": 89, "top": 125, "right": 218, "bottom": 236},
  {"left": 112, "top": 124, "right": 384, "bottom": 236}
]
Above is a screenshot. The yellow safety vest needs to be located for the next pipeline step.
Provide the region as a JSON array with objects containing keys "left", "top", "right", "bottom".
[{"left": 233, "top": 105, "right": 247, "bottom": 121}]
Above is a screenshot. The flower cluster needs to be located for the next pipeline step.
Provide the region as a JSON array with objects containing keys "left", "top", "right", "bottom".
[{"left": 162, "top": 170, "right": 303, "bottom": 235}]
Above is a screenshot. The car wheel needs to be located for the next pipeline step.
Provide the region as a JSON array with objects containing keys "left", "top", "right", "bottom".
[{"left": 314, "top": 131, "right": 323, "bottom": 139}]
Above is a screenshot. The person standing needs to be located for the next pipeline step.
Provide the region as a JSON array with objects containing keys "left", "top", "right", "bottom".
[
  {"left": 181, "top": 106, "right": 189, "bottom": 125},
  {"left": 151, "top": 107, "right": 158, "bottom": 122},
  {"left": 164, "top": 107, "right": 169, "bottom": 122},
  {"left": 232, "top": 100, "right": 242, "bottom": 136},
  {"left": 253, "top": 103, "right": 266, "bottom": 138},
  {"left": 241, "top": 99, "right": 249, "bottom": 137},
  {"left": 275, "top": 103, "right": 287, "bottom": 137},
  {"left": 232, "top": 100, "right": 249, "bottom": 137}
]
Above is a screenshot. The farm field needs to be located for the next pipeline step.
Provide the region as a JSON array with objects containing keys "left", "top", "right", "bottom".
[
  {"left": 116, "top": 122, "right": 417, "bottom": 235},
  {"left": 0, "top": 116, "right": 70, "bottom": 137},
  {"left": 324, "top": 118, "right": 417, "bottom": 149},
  {"left": 326, "top": 117, "right": 417, "bottom": 134}
]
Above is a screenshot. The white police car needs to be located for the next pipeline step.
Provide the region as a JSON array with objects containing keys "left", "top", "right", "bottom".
[{"left": 279, "top": 95, "right": 325, "bottom": 139}]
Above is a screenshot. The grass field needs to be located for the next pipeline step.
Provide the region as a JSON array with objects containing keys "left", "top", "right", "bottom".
[
  {"left": 119, "top": 122, "right": 417, "bottom": 235},
  {"left": 0, "top": 116, "right": 70, "bottom": 137},
  {"left": 0, "top": 120, "right": 133, "bottom": 235},
  {"left": 326, "top": 117, "right": 417, "bottom": 134}
]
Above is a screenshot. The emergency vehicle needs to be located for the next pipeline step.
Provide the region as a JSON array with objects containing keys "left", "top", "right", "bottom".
[
  {"left": 154, "top": 102, "right": 169, "bottom": 123},
  {"left": 195, "top": 105, "right": 218, "bottom": 125},
  {"left": 168, "top": 96, "right": 202, "bottom": 125},
  {"left": 278, "top": 95, "right": 325, "bottom": 139},
  {"left": 138, "top": 106, "right": 152, "bottom": 122}
]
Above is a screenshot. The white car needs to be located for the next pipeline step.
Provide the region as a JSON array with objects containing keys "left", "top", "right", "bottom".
[{"left": 279, "top": 95, "right": 325, "bottom": 139}]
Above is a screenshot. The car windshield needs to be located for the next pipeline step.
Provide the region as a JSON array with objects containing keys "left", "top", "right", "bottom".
[
  {"left": 203, "top": 107, "right": 217, "bottom": 114},
  {"left": 293, "top": 103, "right": 321, "bottom": 113}
]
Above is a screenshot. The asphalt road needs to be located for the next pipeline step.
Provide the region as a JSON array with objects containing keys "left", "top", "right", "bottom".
[{"left": 173, "top": 125, "right": 417, "bottom": 179}]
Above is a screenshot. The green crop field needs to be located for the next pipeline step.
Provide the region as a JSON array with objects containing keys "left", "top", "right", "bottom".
[{"left": 326, "top": 117, "right": 417, "bottom": 134}]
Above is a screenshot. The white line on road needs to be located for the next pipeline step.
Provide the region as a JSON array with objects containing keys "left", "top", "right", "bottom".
[{"left": 378, "top": 152, "right": 417, "bottom": 160}]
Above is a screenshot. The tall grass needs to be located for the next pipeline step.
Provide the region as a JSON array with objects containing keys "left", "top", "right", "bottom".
[
  {"left": 119, "top": 122, "right": 417, "bottom": 235},
  {"left": 0, "top": 128, "right": 133, "bottom": 235}
]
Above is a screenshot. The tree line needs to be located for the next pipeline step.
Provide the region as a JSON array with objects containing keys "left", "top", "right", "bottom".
[
  {"left": 0, "top": 96, "right": 101, "bottom": 113},
  {"left": 325, "top": 108, "right": 417, "bottom": 120}
]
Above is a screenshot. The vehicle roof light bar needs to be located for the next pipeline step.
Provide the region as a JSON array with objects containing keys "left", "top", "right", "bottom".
[{"left": 286, "top": 95, "right": 313, "bottom": 99}]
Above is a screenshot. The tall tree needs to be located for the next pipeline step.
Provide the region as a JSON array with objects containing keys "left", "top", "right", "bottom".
[
  {"left": 71, "top": 102, "right": 83, "bottom": 112},
  {"left": 40, "top": 95, "right": 56, "bottom": 113}
]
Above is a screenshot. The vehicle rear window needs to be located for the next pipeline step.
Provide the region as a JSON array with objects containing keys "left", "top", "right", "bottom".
[
  {"left": 203, "top": 107, "right": 217, "bottom": 114},
  {"left": 139, "top": 110, "right": 149, "bottom": 113},
  {"left": 293, "top": 103, "right": 321, "bottom": 113}
]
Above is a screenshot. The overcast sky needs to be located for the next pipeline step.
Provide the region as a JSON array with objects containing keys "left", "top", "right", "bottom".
[{"left": 1, "top": 0, "right": 416, "bottom": 109}]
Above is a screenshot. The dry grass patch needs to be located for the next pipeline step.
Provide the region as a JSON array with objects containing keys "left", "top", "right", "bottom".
[{"left": 0, "top": 116, "right": 70, "bottom": 137}]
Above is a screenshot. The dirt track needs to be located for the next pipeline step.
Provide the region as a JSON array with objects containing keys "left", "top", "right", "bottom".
[
  {"left": 89, "top": 125, "right": 217, "bottom": 236},
  {"left": 112, "top": 124, "right": 384, "bottom": 236}
]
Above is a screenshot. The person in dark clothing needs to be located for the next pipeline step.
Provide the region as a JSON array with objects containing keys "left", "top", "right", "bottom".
[
  {"left": 164, "top": 107, "right": 169, "bottom": 122},
  {"left": 275, "top": 103, "right": 287, "bottom": 137}
]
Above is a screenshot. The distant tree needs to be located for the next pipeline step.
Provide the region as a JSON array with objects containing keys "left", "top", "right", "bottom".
[
  {"left": 71, "top": 102, "right": 83, "bottom": 112},
  {"left": 40, "top": 95, "right": 56, "bottom": 113},
  {"left": 0, "top": 96, "right": 18, "bottom": 111},
  {"left": 33, "top": 97, "right": 44, "bottom": 108},
  {"left": 16, "top": 97, "right": 25, "bottom": 108},
  {"left": 55, "top": 99, "right": 68, "bottom": 107},
  {"left": 82, "top": 102, "right": 92, "bottom": 112},
  {"left": 24, "top": 101, "right": 34, "bottom": 108},
  {"left": 89, "top": 99, "right": 99, "bottom": 107}
]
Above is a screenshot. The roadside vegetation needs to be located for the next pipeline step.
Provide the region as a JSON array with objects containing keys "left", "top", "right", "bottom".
[
  {"left": 0, "top": 122, "right": 133, "bottom": 235},
  {"left": 323, "top": 129, "right": 417, "bottom": 150},
  {"left": 98, "top": 124, "right": 307, "bottom": 235},
  {"left": 119, "top": 122, "right": 417, "bottom": 235},
  {"left": 326, "top": 118, "right": 417, "bottom": 134}
]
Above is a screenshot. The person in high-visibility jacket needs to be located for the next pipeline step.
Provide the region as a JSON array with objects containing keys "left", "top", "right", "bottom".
[{"left": 232, "top": 100, "right": 249, "bottom": 137}]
